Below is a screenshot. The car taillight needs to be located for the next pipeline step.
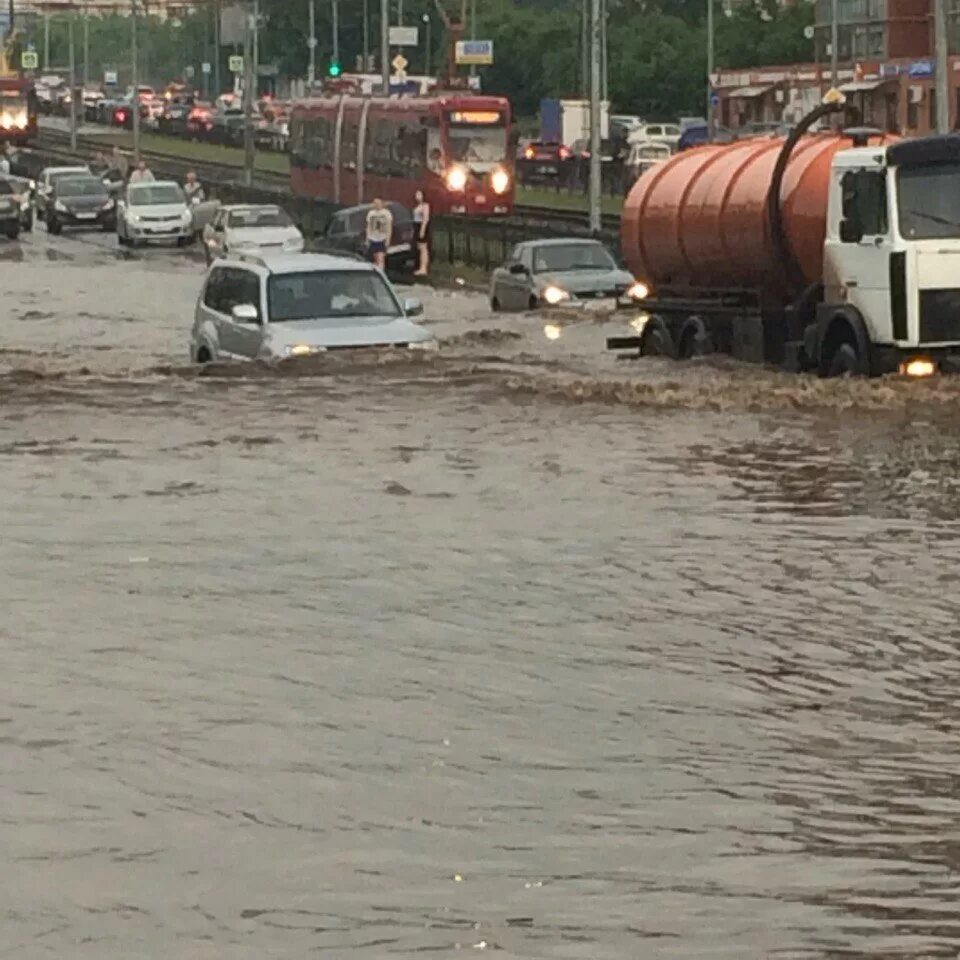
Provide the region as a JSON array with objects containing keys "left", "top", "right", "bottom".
[
  {"left": 559, "top": 146, "right": 571, "bottom": 160},
  {"left": 523, "top": 147, "right": 534, "bottom": 160}
]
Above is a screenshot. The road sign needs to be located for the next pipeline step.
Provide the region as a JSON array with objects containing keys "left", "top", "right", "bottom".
[
  {"left": 389, "top": 26, "right": 419, "bottom": 46},
  {"left": 185, "top": 65, "right": 195, "bottom": 79},
  {"left": 391, "top": 53, "right": 408, "bottom": 73},
  {"left": 201, "top": 61, "right": 212, "bottom": 74},
  {"left": 21, "top": 50, "right": 39, "bottom": 69},
  {"left": 104, "top": 70, "right": 118, "bottom": 85},
  {"left": 229, "top": 54, "right": 245, "bottom": 74},
  {"left": 455, "top": 40, "right": 493, "bottom": 66}
]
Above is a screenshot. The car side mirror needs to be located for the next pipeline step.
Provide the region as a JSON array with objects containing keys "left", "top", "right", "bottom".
[
  {"left": 232, "top": 303, "right": 260, "bottom": 324},
  {"left": 839, "top": 218, "right": 863, "bottom": 244},
  {"left": 509, "top": 262, "right": 528, "bottom": 275},
  {"left": 403, "top": 297, "right": 424, "bottom": 318}
]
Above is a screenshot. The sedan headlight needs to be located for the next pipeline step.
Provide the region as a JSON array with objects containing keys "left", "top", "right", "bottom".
[
  {"left": 542, "top": 285, "right": 571, "bottom": 306},
  {"left": 180, "top": 209, "right": 193, "bottom": 223},
  {"left": 445, "top": 165, "right": 468, "bottom": 192},
  {"left": 54, "top": 200, "right": 67, "bottom": 212},
  {"left": 627, "top": 281, "right": 650, "bottom": 300},
  {"left": 408, "top": 339, "right": 439, "bottom": 352},
  {"left": 491, "top": 167, "right": 510, "bottom": 195},
  {"left": 283, "top": 236, "right": 305, "bottom": 251},
  {"left": 129, "top": 213, "right": 142, "bottom": 225},
  {"left": 284, "top": 344, "right": 324, "bottom": 357}
]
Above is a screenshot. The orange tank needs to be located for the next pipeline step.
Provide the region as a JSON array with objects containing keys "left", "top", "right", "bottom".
[{"left": 622, "top": 133, "right": 870, "bottom": 294}]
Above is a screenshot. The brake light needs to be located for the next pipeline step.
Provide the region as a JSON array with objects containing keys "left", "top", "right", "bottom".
[
  {"left": 523, "top": 146, "right": 534, "bottom": 160},
  {"left": 115, "top": 109, "right": 127, "bottom": 123},
  {"left": 559, "top": 146, "right": 572, "bottom": 160}
]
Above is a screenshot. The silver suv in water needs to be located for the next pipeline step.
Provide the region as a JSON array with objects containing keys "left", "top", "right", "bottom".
[{"left": 190, "top": 251, "right": 436, "bottom": 362}]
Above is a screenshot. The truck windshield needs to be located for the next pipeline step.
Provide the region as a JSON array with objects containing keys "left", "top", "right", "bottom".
[{"left": 898, "top": 162, "right": 960, "bottom": 239}]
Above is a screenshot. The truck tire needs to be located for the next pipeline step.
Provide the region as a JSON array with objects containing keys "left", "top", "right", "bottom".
[
  {"left": 640, "top": 317, "right": 676, "bottom": 359},
  {"left": 677, "top": 316, "right": 713, "bottom": 359},
  {"left": 826, "top": 341, "right": 862, "bottom": 377}
]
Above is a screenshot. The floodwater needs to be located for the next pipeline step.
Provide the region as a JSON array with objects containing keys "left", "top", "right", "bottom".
[{"left": 4, "top": 227, "right": 960, "bottom": 959}]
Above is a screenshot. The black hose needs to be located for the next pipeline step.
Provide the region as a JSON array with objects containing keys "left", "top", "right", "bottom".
[{"left": 766, "top": 100, "right": 845, "bottom": 295}]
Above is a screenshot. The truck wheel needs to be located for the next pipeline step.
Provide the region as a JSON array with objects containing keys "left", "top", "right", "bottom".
[
  {"left": 826, "top": 341, "right": 862, "bottom": 377},
  {"left": 677, "top": 317, "right": 713, "bottom": 359},
  {"left": 639, "top": 318, "right": 676, "bottom": 359}
]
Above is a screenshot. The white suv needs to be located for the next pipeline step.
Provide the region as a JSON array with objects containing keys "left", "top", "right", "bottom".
[{"left": 190, "top": 252, "right": 436, "bottom": 363}]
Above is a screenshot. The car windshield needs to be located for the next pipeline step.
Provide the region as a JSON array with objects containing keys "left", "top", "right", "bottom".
[
  {"left": 532, "top": 243, "right": 616, "bottom": 273},
  {"left": 58, "top": 178, "right": 106, "bottom": 197},
  {"left": 898, "top": 162, "right": 960, "bottom": 239},
  {"left": 129, "top": 184, "right": 185, "bottom": 206},
  {"left": 50, "top": 169, "right": 89, "bottom": 186},
  {"left": 268, "top": 270, "right": 401, "bottom": 322},
  {"left": 0, "top": 180, "right": 13, "bottom": 195},
  {"left": 447, "top": 124, "right": 508, "bottom": 164},
  {"left": 228, "top": 207, "right": 292, "bottom": 228}
]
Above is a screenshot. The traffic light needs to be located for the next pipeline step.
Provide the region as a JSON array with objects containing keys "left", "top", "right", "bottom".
[{"left": 327, "top": 59, "right": 342, "bottom": 77}]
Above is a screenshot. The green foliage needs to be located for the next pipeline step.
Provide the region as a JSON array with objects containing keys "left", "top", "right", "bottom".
[{"left": 27, "top": 0, "right": 813, "bottom": 122}]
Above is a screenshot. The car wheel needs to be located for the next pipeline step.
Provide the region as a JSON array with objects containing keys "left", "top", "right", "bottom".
[
  {"left": 490, "top": 296, "right": 501, "bottom": 312},
  {"left": 196, "top": 345, "right": 212, "bottom": 364},
  {"left": 23, "top": 210, "right": 33, "bottom": 231},
  {"left": 528, "top": 294, "right": 538, "bottom": 311},
  {"left": 5, "top": 223, "right": 19, "bottom": 240},
  {"left": 47, "top": 216, "right": 61, "bottom": 236}
]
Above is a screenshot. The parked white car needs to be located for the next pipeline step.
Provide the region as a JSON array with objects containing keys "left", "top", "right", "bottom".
[
  {"left": 117, "top": 180, "right": 194, "bottom": 248},
  {"left": 627, "top": 123, "right": 682, "bottom": 151},
  {"left": 190, "top": 251, "right": 435, "bottom": 363},
  {"left": 202, "top": 204, "right": 304, "bottom": 265}
]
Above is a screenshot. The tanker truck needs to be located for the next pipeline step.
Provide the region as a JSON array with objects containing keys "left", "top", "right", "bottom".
[{"left": 609, "top": 100, "right": 960, "bottom": 376}]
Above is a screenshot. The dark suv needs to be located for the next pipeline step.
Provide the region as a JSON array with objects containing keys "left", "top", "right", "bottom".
[
  {"left": 0, "top": 179, "right": 21, "bottom": 239},
  {"left": 320, "top": 202, "right": 416, "bottom": 272},
  {"left": 45, "top": 176, "right": 116, "bottom": 235}
]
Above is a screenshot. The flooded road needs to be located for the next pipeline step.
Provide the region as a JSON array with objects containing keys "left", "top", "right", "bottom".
[{"left": 4, "top": 227, "right": 960, "bottom": 958}]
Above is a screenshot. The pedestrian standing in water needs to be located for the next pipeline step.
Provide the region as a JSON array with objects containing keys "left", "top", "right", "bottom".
[
  {"left": 365, "top": 198, "right": 393, "bottom": 271},
  {"left": 129, "top": 159, "right": 155, "bottom": 184},
  {"left": 413, "top": 189, "right": 431, "bottom": 277}
]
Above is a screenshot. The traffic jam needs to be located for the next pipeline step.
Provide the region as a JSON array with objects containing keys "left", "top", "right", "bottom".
[{"left": 4, "top": 64, "right": 960, "bottom": 380}]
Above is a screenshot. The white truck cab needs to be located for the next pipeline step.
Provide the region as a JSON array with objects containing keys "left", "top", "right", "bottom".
[{"left": 821, "top": 137, "right": 960, "bottom": 374}]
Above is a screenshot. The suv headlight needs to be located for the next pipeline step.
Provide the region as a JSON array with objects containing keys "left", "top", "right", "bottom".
[
  {"left": 54, "top": 200, "right": 67, "bottom": 212},
  {"left": 542, "top": 285, "right": 570, "bottom": 305},
  {"left": 180, "top": 209, "right": 193, "bottom": 223},
  {"left": 408, "top": 339, "right": 438, "bottom": 352},
  {"left": 283, "top": 236, "right": 304, "bottom": 251}
]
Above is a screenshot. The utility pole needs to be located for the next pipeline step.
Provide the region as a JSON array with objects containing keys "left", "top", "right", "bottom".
[
  {"left": 469, "top": 0, "right": 476, "bottom": 77},
  {"left": 934, "top": 0, "right": 949, "bottom": 131},
  {"left": 243, "top": 4, "right": 255, "bottom": 186},
  {"left": 68, "top": 15, "right": 77, "bottom": 152},
  {"left": 706, "top": 0, "right": 714, "bottom": 138},
  {"left": 588, "top": 0, "right": 601, "bottom": 233},
  {"left": 380, "top": 0, "right": 389, "bottom": 92},
  {"left": 308, "top": 0, "right": 316, "bottom": 84},
  {"left": 83, "top": 6, "right": 89, "bottom": 87},
  {"left": 600, "top": 0, "right": 607, "bottom": 103},
  {"left": 43, "top": 12, "right": 50, "bottom": 71},
  {"left": 423, "top": 12, "right": 430, "bottom": 75},
  {"left": 131, "top": 0, "right": 140, "bottom": 162},
  {"left": 332, "top": 0, "right": 339, "bottom": 64},
  {"left": 363, "top": 0, "right": 369, "bottom": 71},
  {"left": 830, "top": 0, "right": 838, "bottom": 87},
  {"left": 214, "top": 0, "right": 221, "bottom": 96},
  {"left": 580, "top": 0, "right": 588, "bottom": 97}
]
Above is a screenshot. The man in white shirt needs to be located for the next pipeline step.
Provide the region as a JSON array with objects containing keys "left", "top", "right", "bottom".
[
  {"left": 364, "top": 198, "right": 393, "bottom": 270},
  {"left": 129, "top": 160, "right": 155, "bottom": 184}
]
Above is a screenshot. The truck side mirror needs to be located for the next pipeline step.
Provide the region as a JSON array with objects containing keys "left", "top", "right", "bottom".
[{"left": 839, "top": 218, "right": 863, "bottom": 244}]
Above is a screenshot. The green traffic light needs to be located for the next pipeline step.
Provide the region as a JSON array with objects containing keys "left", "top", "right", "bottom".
[{"left": 328, "top": 60, "right": 342, "bottom": 77}]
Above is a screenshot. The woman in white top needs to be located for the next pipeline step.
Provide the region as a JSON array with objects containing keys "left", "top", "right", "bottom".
[{"left": 412, "top": 189, "right": 431, "bottom": 277}]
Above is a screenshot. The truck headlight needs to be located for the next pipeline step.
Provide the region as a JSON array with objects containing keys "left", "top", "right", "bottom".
[
  {"left": 900, "top": 357, "right": 937, "bottom": 378},
  {"left": 542, "top": 285, "right": 570, "bottom": 305}
]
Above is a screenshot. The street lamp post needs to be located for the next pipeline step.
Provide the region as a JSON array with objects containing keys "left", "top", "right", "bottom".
[
  {"left": 706, "top": 0, "right": 714, "bottom": 139},
  {"left": 934, "top": 0, "right": 949, "bottom": 131},
  {"left": 380, "top": 0, "right": 389, "bottom": 92},
  {"left": 131, "top": 0, "right": 140, "bottom": 163},
  {"left": 589, "top": 0, "right": 601, "bottom": 233},
  {"left": 68, "top": 14, "right": 77, "bottom": 152},
  {"left": 332, "top": 0, "right": 339, "bottom": 64},
  {"left": 830, "top": 0, "right": 838, "bottom": 87},
  {"left": 308, "top": 0, "right": 316, "bottom": 84}
]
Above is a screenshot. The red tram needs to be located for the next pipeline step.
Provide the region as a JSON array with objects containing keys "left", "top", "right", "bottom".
[
  {"left": 0, "top": 75, "right": 38, "bottom": 145},
  {"left": 289, "top": 93, "right": 514, "bottom": 216}
]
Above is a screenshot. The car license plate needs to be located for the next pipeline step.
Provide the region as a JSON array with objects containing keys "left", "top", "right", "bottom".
[
  {"left": 75, "top": 212, "right": 97, "bottom": 220},
  {"left": 536, "top": 165, "right": 554, "bottom": 174}
]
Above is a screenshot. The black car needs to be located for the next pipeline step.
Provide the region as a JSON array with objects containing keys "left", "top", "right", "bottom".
[
  {"left": 0, "top": 174, "right": 35, "bottom": 231},
  {"left": 321, "top": 202, "right": 416, "bottom": 272},
  {"left": 0, "top": 179, "right": 21, "bottom": 239},
  {"left": 157, "top": 95, "right": 196, "bottom": 136},
  {"left": 44, "top": 176, "right": 116, "bottom": 235}
]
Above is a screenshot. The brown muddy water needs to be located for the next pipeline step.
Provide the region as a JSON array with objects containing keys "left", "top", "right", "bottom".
[{"left": 4, "top": 229, "right": 960, "bottom": 958}]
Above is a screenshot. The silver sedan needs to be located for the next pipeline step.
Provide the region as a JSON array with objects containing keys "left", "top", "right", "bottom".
[{"left": 489, "top": 238, "right": 646, "bottom": 312}]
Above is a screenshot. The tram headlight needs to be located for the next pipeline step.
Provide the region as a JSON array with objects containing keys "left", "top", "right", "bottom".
[
  {"left": 627, "top": 281, "right": 649, "bottom": 300},
  {"left": 445, "top": 165, "right": 468, "bottom": 192},
  {"left": 491, "top": 167, "right": 510, "bottom": 195}
]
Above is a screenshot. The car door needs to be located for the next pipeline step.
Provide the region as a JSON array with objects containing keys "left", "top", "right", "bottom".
[
  {"left": 218, "top": 268, "right": 264, "bottom": 359},
  {"left": 503, "top": 244, "right": 534, "bottom": 310},
  {"left": 205, "top": 209, "right": 227, "bottom": 257}
]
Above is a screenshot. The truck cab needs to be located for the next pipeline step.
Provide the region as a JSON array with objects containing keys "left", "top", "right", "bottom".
[{"left": 820, "top": 137, "right": 960, "bottom": 375}]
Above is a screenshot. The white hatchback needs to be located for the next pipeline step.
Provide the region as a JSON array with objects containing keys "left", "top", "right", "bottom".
[
  {"left": 202, "top": 203, "right": 304, "bottom": 265},
  {"left": 117, "top": 180, "right": 194, "bottom": 248}
]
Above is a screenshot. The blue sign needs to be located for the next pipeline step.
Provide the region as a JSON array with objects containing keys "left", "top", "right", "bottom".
[{"left": 908, "top": 60, "right": 934, "bottom": 78}]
